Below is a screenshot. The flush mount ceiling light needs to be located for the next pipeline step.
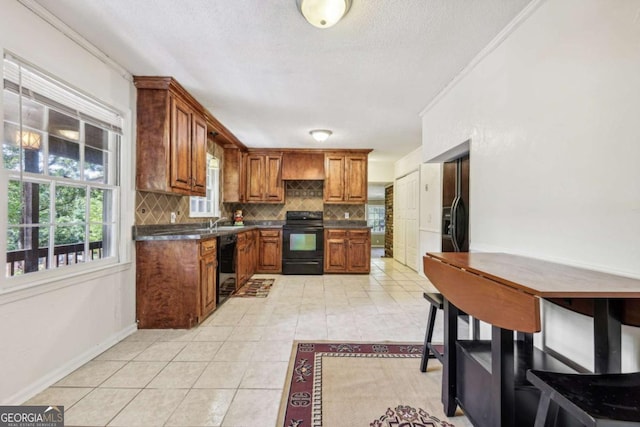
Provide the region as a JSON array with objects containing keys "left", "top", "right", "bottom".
[
  {"left": 297, "top": 0, "right": 352, "bottom": 29},
  {"left": 309, "top": 129, "right": 332, "bottom": 142},
  {"left": 16, "top": 130, "right": 42, "bottom": 150}
]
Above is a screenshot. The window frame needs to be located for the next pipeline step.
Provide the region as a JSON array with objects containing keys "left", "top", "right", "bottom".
[
  {"left": 189, "top": 153, "right": 220, "bottom": 218},
  {"left": 366, "top": 202, "right": 385, "bottom": 233},
  {"left": 1, "top": 54, "right": 124, "bottom": 290}
]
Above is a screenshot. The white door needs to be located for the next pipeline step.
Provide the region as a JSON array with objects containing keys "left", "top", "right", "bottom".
[
  {"left": 394, "top": 171, "right": 420, "bottom": 269},
  {"left": 405, "top": 171, "right": 420, "bottom": 271}
]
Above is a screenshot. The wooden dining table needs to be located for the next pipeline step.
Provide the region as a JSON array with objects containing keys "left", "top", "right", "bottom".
[{"left": 422, "top": 252, "right": 640, "bottom": 427}]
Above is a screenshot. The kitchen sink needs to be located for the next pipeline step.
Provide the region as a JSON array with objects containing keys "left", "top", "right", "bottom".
[
  {"left": 215, "top": 226, "right": 245, "bottom": 231},
  {"left": 150, "top": 226, "right": 245, "bottom": 236}
]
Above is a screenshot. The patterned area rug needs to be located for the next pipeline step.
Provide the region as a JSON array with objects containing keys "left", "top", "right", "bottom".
[
  {"left": 232, "top": 278, "right": 274, "bottom": 297},
  {"left": 277, "top": 342, "right": 457, "bottom": 427}
]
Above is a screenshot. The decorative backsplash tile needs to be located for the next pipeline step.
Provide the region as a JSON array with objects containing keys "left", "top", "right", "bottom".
[
  {"left": 323, "top": 204, "right": 365, "bottom": 220},
  {"left": 135, "top": 191, "right": 202, "bottom": 225},
  {"left": 136, "top": 179, "right": 366, "bottom": 225}
]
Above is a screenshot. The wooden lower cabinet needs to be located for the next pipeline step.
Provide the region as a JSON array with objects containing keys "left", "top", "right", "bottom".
[
  {"left": 136, "top": 238, "right": 217, "bottom": 328},
  {"left": 257, "top": 229, "right": 282, "bottom": 273},
  {"left": 236, "top": 230, "right": 258, "bottom": 289},
  {"left": 200, "top": 238, "right": 217, "bottom": 317},
  {"left": 324, "top": 228, "right": 371, "bottom": 273}
]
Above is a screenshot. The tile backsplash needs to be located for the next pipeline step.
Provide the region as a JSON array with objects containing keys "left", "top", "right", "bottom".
[{"left": 136, "top": 180, "right": 365, "bottom": 225}]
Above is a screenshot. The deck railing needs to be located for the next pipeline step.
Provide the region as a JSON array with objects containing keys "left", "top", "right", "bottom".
[{"left": 6, "top": 241, "right": 104, "bottom": 276}]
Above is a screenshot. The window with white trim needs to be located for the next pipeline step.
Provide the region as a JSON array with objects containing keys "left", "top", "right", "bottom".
[
  {"left": 189, "top": 154, "right": 220, "bottom": 218},
  {"left": 2, "top": 55, "right": 122, "bottom": 280},
  {"left": 367, "top": 203, "right": 385, "bottom": 233}
]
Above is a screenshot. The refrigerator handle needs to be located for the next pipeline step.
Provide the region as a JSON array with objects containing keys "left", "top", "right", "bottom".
[{"left": 450, "top": 197, "right": 461, "bottom": 252}]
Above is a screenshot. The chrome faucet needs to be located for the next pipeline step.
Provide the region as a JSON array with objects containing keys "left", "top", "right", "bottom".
[{"left": 210, "top": 217, "right": 228, "bottom": 231}]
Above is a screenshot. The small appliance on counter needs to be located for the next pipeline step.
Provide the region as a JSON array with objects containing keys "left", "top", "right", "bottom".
[{"left": 233, "top": 209, "right": 244, "bottom": 226}]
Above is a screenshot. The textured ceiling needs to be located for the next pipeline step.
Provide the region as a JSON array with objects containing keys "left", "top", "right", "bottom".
[{"left": 32, "top": 0, "right": 532, "bottom": 163}]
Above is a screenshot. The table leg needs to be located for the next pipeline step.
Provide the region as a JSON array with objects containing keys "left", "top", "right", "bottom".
[
  {"left": 593, "top": 298, "right": 622, "bottom": 373},
  {"left": 492, "top": 326, "right": 515, "bottom": 427},
  {"left": 443, "top": 298, "right": 459, "bottom": 417}
]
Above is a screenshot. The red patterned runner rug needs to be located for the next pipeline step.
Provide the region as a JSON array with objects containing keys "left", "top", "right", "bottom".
[{"left": 277, "top": 342, "right": 458, "bottom": 427}]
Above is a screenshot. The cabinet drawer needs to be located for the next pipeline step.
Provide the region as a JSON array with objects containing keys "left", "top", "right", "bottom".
[
  {"left": 325, "top": 229, "right": 348, "bottom": 239},
  {"left": 259, "top": 229, "right": 281, "bottom": 238},
  {"left": 200, "top": 238, "right": 217, "bottom": 255},
  {"left": 348, "top": 229, "right": 370, "bottom": 239}
]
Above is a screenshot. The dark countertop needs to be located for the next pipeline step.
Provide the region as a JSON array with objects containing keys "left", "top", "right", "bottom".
[
  {"left": 133, "top": 221, "right": 284, "bottom": 241},
  {"left": 323, "top": 220, "right": 370, "bottom": 229},
  {"left": 133, "top": 219, "right": 369, "bottom": 241}
]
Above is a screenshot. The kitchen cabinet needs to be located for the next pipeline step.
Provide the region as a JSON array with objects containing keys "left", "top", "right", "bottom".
[
  {"left": 223, "top": 147, "right": 246, "bottom": 203},
  {"left": 136, "top": 237, "right": 217, "bottom": 328},
  {"left": 281, "top": 151, "right": 325, "bottom": 180},
  {"left": 323, "top": 152, "right": 369, "bottom": 203},
  {"left": 324, "top": 228, "right": 371, "bottom": 273},
  {"left": 257, "top": 228, "right": 282, "bottom": 273},
  {"left": 134, "top": 76, "right": 208, "bottom": 196},
  {"left": 236, "top": 230, "right": 258, "bottom": 288},
  {"left": 245, "top": 153, "right": 284, "bottom": 203},
  {"left": 200, "top": 238, "right": 217, "bottom": 317}
]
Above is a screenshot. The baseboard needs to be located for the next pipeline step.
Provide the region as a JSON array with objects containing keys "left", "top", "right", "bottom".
[{"left": 4, "top": 323, "right": 138, "bottom": 405}]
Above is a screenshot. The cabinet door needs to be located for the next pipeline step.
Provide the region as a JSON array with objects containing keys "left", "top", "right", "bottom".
[
  {"left": 223, "top": 147, "right": 244, "bottom": 203},
  {"left": 236, "top": 232, "right": 249, "bottom": 289},
  {"left": 264, "top": 155, "right": 283, "bottom": 202},
  {"left": 345, "top": 155, "right": 368, "bottom": 203},
  {"left": 257, "top": 230, "right": 282, "bottom": 273},
  {"left": 245, "top": 155, "right": 265, "bottom": 202},
  {"left": 170, "top": 96, "right": 193, "bottom": 192},
  {"left": 347, "top": 230, "right": 371, "bottom": 273},
  {"left": 200, "top": 252, "right": 217, "bottom": 317},
  {"left": 323, "top": 155, "right": 345, "bottom": 203},
  {"left": 324, "top": 229, "right": 348, "bottom": 272},
  {"left": 191, "top": 114, "right": 207, "bottom": 195}
]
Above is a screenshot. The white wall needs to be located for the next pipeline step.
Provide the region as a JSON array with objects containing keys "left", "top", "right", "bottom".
[
  {"left": 394, "top": 146, "right": 421, "bottom": 179},
  {"left": 420, "top": 0, "right": 640, "bottom": 370},
  {"left": 0, "top": 1, "right": 136, "bottom": 403},
  {"left": 417, "top": 162, "right": 442, "bottom": 276},
  {"left": 368, "top": 159, "right": 395, "bottom": 183}
]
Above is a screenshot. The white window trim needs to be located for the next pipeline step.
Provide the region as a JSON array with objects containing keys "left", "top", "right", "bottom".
[
  {"left": 189, "top": 154, "right": 220, "bottom": 218},
  {"left": 1, "top": 54, "right": 126, "bottom": 291}
]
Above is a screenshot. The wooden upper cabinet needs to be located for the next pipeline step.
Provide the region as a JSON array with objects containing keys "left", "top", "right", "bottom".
[
  {"left": 134, "top": 76, "right": 207, "bottom": 196},
  {"left": 223, "top": 147, "right": 245, "bottom": 203},
  {"left": 345, "top": 155, "right": 368, "bottom": 203},
  {"left": 324, "top": 155, "right": 345, "bottom": 203},
  {"left": 245, "top": 153, "right": 283, "bottom": 203},
  {"left": 324, "top": 151, "right": 369, "bottom": 204},
  {"left": 170, "top": 96, "right": 192, "bottom": 192},
  {"left": 265, "top": 155, "right": 284, "bottom": 201},
  {"left": 245, "top": 154, "right": 264, "bottom": 202},
  {"left": 281, "top": 151, "right": 325, "bottom": 180},
  {"left": 191, "top": 114, "right": 208, "bottom": 195}
]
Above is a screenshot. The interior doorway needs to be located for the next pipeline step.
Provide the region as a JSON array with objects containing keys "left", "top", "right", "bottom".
[{"left": 441, "top": 154, "right": 470, "bottom": 252}]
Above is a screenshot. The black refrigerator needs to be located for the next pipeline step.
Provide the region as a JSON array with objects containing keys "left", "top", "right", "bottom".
[{"left": 442, "top": 154, "right": 469, "bottom": 252}]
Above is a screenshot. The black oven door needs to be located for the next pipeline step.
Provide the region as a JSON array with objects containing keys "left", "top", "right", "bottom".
[{"left": 282, "top": 226, "right": 324, "bottom": 259}]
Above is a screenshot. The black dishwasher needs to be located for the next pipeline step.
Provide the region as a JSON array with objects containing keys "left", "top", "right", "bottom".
[{"left": 217, "top": 234, "right": 237, "bottom": 305}]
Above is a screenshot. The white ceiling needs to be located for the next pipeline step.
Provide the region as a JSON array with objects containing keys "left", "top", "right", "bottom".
[{"left": 32, "top": 0, "right": 532, "bottom": 163}]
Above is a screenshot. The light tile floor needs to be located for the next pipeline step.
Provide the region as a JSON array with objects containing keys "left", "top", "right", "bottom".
[{"left": 25, "top": 252, "right": 472, "bottom": 426}]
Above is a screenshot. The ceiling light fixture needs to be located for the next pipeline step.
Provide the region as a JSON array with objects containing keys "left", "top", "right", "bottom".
[
  {"left": 309, "top": 129, "right": 332, "bottom": 142},
  {"left": 297, "top": 0, "right": 352, "bottom": 29},
  {"left": 16, "top": 130, "right": 42, "bottom": 150}
]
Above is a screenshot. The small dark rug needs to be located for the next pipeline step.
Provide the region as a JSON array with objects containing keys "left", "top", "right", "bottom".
[
  {"left": 232, "top": 278, "right": 274, "bottom": 298},
  {"left": 277, "top": 341, "right": 457, "bottom": 427}
]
